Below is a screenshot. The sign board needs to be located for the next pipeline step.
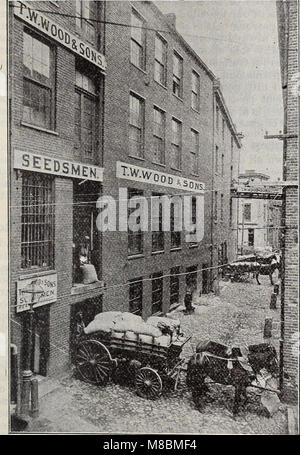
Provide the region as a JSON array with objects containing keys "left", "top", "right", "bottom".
[
  {"left": 116, "top": 161, "right": 205, "bottom": 193},
  {"left": 13, "top": 1, "right": 107, "bottom": 72},
  {"left": 14, "top": 150, "right": 104, "bottom": 182},
  {"left": 16, "top": 272, "right": 57, "bottom": 313}
]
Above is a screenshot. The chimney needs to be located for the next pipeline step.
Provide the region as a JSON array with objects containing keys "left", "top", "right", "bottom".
[{"left": 164, "top": 13, "right": 176, "bottom": 29}]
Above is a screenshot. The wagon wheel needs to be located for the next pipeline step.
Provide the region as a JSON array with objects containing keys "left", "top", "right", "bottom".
[
  {"left": 135, "top": 367, "right": 163, "bottom": 400},
  {"left": 76, "top": 340, "right": 113, "bottom": 386}
]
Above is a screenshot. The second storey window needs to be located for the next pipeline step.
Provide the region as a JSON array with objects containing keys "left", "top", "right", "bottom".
[
  {"left": 129, "top": 93, "right": 144, "bottom": 158},
  {"left": 154, "top": 34, "right": 167, "bottom": 86},
  {"left": 214, "top": 191, "right": 218, "bottom": 221},
  {"left": 21, "top": 172, "right": 54, "bottom": 269},
  {"left": 153, "top": 107, "right": 165, "bottom": 164},
  {"left": 171, "top": 118, "right": 182, "bottom": 169},
  {"left": 75, "top": 70, "right": 97, "bottom": 159},
  {"left": 190, "top": 129, "right": 199, "bottom": 174},
  {"left": 191, "top": 71, "right": 200, "bottom": 111},
  {"left": 173, "top": 52, "right": 183, "bottom": 98},
  {"left": 76, "top": 0, "right": 97, "bottom": 44},
  {"left": 131, "top": 9, "right": 146, "bottom": 70},
  {"left": 221, "top": 194, "right": 224, "bottom": 221},
  {"left": 23, "top": 31, "right": 55, "bottom": 129},
  {"left": 221, "top": 153, "right": 225, "bottom": 176}
]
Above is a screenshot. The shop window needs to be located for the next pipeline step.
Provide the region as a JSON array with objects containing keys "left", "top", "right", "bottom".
[
  {"left": 170, "top": 202, "right": 181, "bottom": 249},
  {"left": 248, "top": 228, "right": 254, "bottom": 247},
  {"left": 170, "top": 267, "right": 180, "bottom": 306},
  {"left": 152, "top": 272, "right": 163, "bottom": 314},
  {"left": 130, "top": 9, "right": 146, "bottom": 70},
  {"left": 129, "top": 93, "right": 144, "bottom": 158},
  {"left": 128, "top": 188, "right": 143, "bottom": 256},
  {"left": 73, "top": 180, "right": 101, "bottom": 284},
  {"left": 75, "top": 69, "right": 98, "bottom": 160},
  {"left": 23, "top": 31, "right": 55, "bottom": 130},
  {"left": 173, "top": 52, "right": 183, "bottom": 98},
  {"left": 76, "top": 0, "right": 97, "bottom": 44},
  {"left": 189, "top": 196, "right": 198, "bottom": 247},
  {"left": 21, "top": 172, "right": 54, "bottom": 269},
  {"left": 171, "top": 117, "right": 182, "bottom": 169},
  {"left": 244, "top": 203, "right": 251, "bottom": 222},
  {"left": 154, "top": 34, "right": 167, "bottom": 86},
  {"left": 152, "top": 193, "right": 164, "bottom": 253},
  {"left": 129, "top": 278, "right": 143, "bottom": 315},
  {"left": 153, "top": 106, "right": 165, "bottom": 164}
]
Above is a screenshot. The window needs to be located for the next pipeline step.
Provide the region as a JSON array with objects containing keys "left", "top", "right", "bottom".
[
  {"left": 21, "top": 173, "right": 54, "bottom": 269},
  {"left": 248, "top": 228, "right": 254, "bottom": 247},
  {"left": 222, "top": 117, "right": 225, "bottom": 140},
  {"left": 152, "top": 272, "right": 163, "bottom": 314},
  {"left": 243, "top": 203, "right": 251, "bottom": 222},
  {"left": 130, "top": 9, "right": 146, "bottom": 70},
  {"left": 154, "top": 34, "right": 167, "bottom": 86},
  {"left": 214, "top": 191, "right": 218, "bottom": 221},
  {"left": 215, "top": 146, "right": 219, "bottom": 173},
  {"left": 152, "top": 193, "right": 164, "bottom": 252},
  {"left": 73, "top": 181, "right": 101, "bottom": 284},
  {"left": 221, "top": 194, "right": 224, "bottom": 221},
  {"left": 75, "top": 70, "right": 97, "bottom": 159},
  {"left": 129, "top": 93, "right": 144, "bottom": 157},
  {"left": 171, "top": 118, "right": 182, "bottom": 169},
  {"left": 153, "top": 107, "right": 165, "bottom": 164},
  {"left": 230, "top": 198, "right": 233, "bottom": 226},
  {"left": 190, "top": 129, "right": 199, "bottom": 174},
  {"left": 170, "top": 202, "right": 181, "bottom": 249},
  {"left": 23, "top": 31, "right": 54, "bottom": 129},
  {"left": 216, "top": 104, "right": 220, "bottom": 130},
  {"left": 191, "top": 71, "right": 200, "bottom": 111},
  {"left": 76, "top": 0, "right": 97, "bottom": 43},
  {"left": 129, "top": 278, "right": 143, "bottom": 315},
  {"left": 128, "top": 188, "right": 143, "bottom": 256},
  {"left": 189, "top": 196, "right": 198, "bottom": 246},
  {"left": 170, "top": 267, "right": 180, "bottom": 306},
  {"left": 173, "top": 52, "right": 183, "bottom": 98},
  {"left": 221, "top": 153, "right": 224, "bottom": 176}
]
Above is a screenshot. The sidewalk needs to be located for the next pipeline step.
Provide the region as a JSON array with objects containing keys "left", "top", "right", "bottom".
[{"left": 16, "top": 376, "right": 100, "bottom": 434}]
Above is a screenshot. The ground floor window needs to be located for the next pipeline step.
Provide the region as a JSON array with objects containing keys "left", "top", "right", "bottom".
[
  {"left": 248, "top": 228, "right": 254, "bottom": 247},
  {"left": 129, "top": 278, "right": 143, "bottom": 315},
  {"left": 170, "top": 267, "right": 180, "bottom": 306},
  {"left": 73, "top": 180, "right": 101, "bottom": 284},
  {"left": 152, "top": 272, "right": 163, "bottom": 314},
  {"left": 128, "top": 188, "right": 144, "bottom": 256},
  {"left": 186, "top": 265, "right": 197, "bottom": 291}
]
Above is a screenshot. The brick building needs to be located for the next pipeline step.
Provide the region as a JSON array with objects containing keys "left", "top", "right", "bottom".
[
  {"left": 276, "top": 0, "right": 299, "bottom": 402},
  {"left": 9, "top": 0, "right": 241, "bottom": 376}
]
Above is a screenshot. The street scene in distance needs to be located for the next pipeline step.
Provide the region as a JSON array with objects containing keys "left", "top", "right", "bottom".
[{"left": 8, "top": 0, "right": 298, "bottom": 435}]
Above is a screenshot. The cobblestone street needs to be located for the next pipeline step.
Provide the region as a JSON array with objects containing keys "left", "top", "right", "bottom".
[{"left": 26, "top": 275, "right": 288, "bottom": 434}]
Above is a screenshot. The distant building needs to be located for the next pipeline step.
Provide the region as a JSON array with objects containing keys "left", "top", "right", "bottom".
[{"left": 237, "top": 170, "right": 281, "bottom": 253}]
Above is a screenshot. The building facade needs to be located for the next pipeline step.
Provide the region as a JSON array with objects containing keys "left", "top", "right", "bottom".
[
  {"left": 276, "top": 0, "right": 299, "bottom": 402},
  {"left": 9, "top": 0, "right": 241, "bottom": 377}
]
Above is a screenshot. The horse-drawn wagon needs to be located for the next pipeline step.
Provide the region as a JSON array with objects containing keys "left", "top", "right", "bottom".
[{"left": 74, "top": 311, "right": 191, "bottom": 400}]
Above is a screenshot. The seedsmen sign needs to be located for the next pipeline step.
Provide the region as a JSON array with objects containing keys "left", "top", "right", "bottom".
[
  {"left": 13, "top": 0, "right": 107, "bottom": 72},
  {"left": 14, "top": 150, "right": 104, "bottom": 182}
]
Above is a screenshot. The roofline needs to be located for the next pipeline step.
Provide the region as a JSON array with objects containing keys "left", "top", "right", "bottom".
[{"left": 239, "top": 172, "right": 270, "bottom": 180}]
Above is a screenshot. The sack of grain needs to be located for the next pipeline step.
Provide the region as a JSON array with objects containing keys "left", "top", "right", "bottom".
[
  {"left": 154, "top": 335, "right": 171, "bottom": 347},
  {"left": 147, "top": 316, "right": 180, "bottom": 332},
  {"left": 84, "top": 311, "right": 121, "bottom": 334}
]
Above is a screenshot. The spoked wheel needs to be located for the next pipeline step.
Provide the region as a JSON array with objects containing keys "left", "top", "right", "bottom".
[
  {"left": 135, "top": 367, "right": 163, "bottom": 400},
  {"left": 76, "top": 340, "right": 113, "bottom": 386}
]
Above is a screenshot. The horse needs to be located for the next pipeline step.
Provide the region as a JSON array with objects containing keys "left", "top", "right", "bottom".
[
  {"left": 186, "top": 340, "right": 279, "bottom": 415},
  {"left": 254, "top": 254, "right": 281, "bottom": 285}
]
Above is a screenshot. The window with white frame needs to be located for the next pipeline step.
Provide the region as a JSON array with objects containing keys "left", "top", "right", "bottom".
[
  {"left": 191, "top": 71, "right": 200, "bottom": 111},
  {"left": 130, "top": 9, "right": 146, "bottom": 70},
  {"left": 154, "top": 34, "right": 167, "bottom": 86},
  {"left": 23, "top": 31, "right": 55, "bottom": 129},
  {"left": 153, "top": 107, "right": 165, "bottom": 164},
  {"left": 76, "top": 0, "right": 97, "bottom": 44},
  {"left": 171, "top": 118, "right": 182, "bottom": 169},
  {"left": 190, "top": 129, "right": 199, "bottom": 174},
  {"left": 75, "top": 70, "right": 97, "bottom": 159},
  {"left": 173, "top": 52, "right": 183, "bottom": 98},
  {"left": 129, "top": 93, "right": 144, "bottom": 157}
]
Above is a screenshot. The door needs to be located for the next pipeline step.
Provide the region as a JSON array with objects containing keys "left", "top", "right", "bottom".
[
  {"left": 202, "top": 264, "right": 209, "bottom": 294},
  {"left": 31, "top": 306, "right": 50, "bottom": 376}
]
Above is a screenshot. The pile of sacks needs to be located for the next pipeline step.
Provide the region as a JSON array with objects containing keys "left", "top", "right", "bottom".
[{"left": 84, "top": 312, "right": 181, "bottom": 347}]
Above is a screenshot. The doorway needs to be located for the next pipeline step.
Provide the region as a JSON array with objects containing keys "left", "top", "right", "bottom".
[{"left": 202, "top": 264, "right": 209, "bottom": 294}]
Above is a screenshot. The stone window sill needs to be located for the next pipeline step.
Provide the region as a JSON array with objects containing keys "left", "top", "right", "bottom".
[{"left": 21, "top": 121, "right": 58, "bottom": 136}]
